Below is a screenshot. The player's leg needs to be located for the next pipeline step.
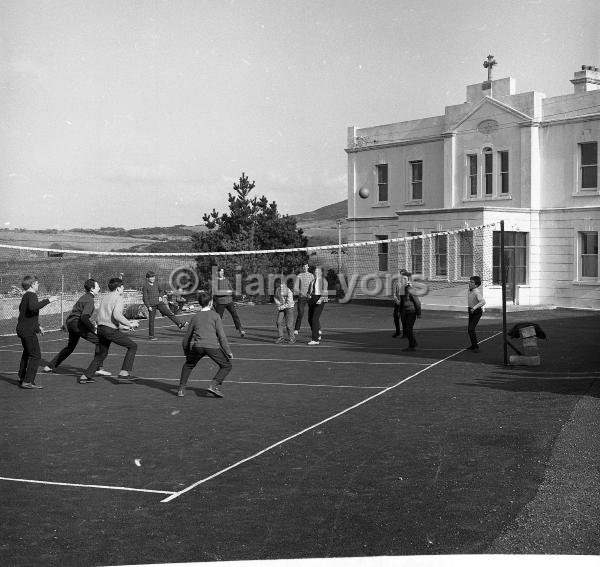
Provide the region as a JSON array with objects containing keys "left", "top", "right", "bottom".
[
  {"left": 204, "top": 347, "right": 232, "bottom": 397},
  {"left": 107, "top": 328, "right": 138, "bottom": 378},
  {"left": 45, "top": 329, "right": 80, "bottom": 371},
  {"left": 214, "top": 302, "right": 226, "bottom": 319},
  {"left": 285, "top": 307, "right": 295, "bottom": 342},
  {"left": 467, "top": 308, "right": 482, "bottom": 351},
  {"left": 275, "top": 310, "right": 285, "bottom": 343},
  {"left": 294, "top": 297, "right": 305, "bottom": 333},
  {"left": 178, "top": 347, "right": 203, "bottom": 397},
  {"left": 226, "top": 303, "right": 244, "bottom": 336},
  {"left": 392, "top": 304, "right": 400, "bottom": 337},
  {"left": 156, "top": 302, "right": 186, "bottom": 329},
  {"left": 403, "top": 312, "right": 417, "bottom": 350},
  {"left": 148, "top": 306, "right": 157, "bottom": 339},
  {"left": 21, "top": 335, "right": 42, "bottom": 387}
]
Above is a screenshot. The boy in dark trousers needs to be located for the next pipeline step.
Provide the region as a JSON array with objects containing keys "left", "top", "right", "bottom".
[
  {"left": 399, "top": 272, "right": 422, "bottom": 351},
  {"left": 142, "top": 271, "right": 187, "bottom": 341},
  {"left": 178, "top": 291, "right": 233, "bottom": 398},
  {"left": 16, "top": 276, "right": 58, "bottom": 389},
  {"left": 42, "top": 278, "right": 111, "bottom": 380}
]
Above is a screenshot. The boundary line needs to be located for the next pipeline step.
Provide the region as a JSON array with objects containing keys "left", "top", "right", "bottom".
[
  {"left": 160, "top": 331, "right": 502, "bottom": 503},
  {"left": 0, "top": 476, "right": 175, "bottom": 495}
]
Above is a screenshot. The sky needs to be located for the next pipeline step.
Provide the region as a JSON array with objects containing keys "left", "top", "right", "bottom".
[{"left": 1, "top": 0, "right": 599, "bottom": 230}]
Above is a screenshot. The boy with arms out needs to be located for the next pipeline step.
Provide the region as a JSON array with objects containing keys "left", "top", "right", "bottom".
[{"left": 92, "top": 278, "right": 139, "bottom": 382}]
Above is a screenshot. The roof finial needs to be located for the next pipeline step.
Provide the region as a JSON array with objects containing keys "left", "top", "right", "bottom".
[{"left": 483, "top": 55, "right": 497, "bottom": 82}]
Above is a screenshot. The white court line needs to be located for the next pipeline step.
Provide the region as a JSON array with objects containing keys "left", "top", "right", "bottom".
[
  {"left": 161, "top": 331, "right": 503, "bottom": 503},
  {"left": 0, "top": 370, "right": 387, "bottom": 389},
  {"left": 0, "top": 476, "right": 175, "bottom": 495},
  {"left": 0, "top": 350, "right": 429, "bottom": 366}
]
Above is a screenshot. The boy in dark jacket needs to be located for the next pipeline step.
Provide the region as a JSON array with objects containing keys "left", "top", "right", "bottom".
[
  {"left": 42, "top": 278, "right": 110, "bottom": 381},
  {"left": 398, "top": 272, "right": 422, "bottom": 351},
  {"left": 142, "top": 271, "right": 187, "bottom": 340},
  {"left": 16, "top": 276, "right": 58, "bottom": 389}
]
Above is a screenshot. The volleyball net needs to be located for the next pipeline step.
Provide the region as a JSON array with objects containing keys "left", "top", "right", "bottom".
[{"left": 0, "top": 223, "right": 496, "bottom": 336}]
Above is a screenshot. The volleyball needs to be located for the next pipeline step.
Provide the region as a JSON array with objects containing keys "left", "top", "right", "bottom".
[{"left": 358, "top": 187, "right": 370, "bottom": 199}]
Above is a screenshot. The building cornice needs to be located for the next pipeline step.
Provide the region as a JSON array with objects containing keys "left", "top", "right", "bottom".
[
  {"left": 345, "top": 135, "right": 443, "bottom": 153},
  {"left": 539, "top": 112, "right": 600, "bottom": 127},
  {"left": 347, "top": 215, "right": 400, "bottom": 221}
]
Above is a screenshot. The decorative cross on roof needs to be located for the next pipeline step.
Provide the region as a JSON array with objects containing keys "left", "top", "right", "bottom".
[{"left": 483, "top": 55, "right": 497, "bottom": 82}]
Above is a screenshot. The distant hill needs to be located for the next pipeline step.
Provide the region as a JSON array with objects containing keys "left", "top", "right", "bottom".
[
  {"left": 0, "top": 200, "right": 349, "bottom": 252},
  {"left": 293, "top": 200, "right": 347, "bottom": 224}
]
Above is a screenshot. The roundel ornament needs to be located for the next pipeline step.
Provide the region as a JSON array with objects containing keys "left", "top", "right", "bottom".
[{"left": 358, "top": 187, "right": 370, "bottom": 199}]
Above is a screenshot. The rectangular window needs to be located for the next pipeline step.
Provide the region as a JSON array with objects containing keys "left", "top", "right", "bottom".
[
  {"left": 468, "top": 154, "right": 478, "bottom": 197},
  {"left": 408, "top": 232, "right": 422, "bottom": 274},
  {"left": 581, "top": 232, "right": 598, "bottom": 278},
  {"left": 434, "top": 234, "right": 448, "bottom": 277},
  {"left": 492, "top": 231, "right": 528, "bottom": 285},
  {"left": 499, "top": 151, "right": 509, "bottom": 194},
  {"left": 580, "top": 142, "right": 598, "bottom": 189},
  {"left": 376, "top": 164, "right": 388, "bottom": 202},
  {"left": 484, "top": 151, "right": 493, "bottom": 195},
  {"left": 459, "top": 232, "right": 474, "bottom": 277},
  {"left": 376, "top": 235, "right": 388, "bottom": 272},
  {"left": 410, "top": 161, "right": 423, "bottom": 200}
]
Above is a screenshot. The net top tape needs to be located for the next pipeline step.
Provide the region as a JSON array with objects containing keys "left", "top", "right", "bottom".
[{"left": 0, "top": 223, "right": 498, "bottom": 257}]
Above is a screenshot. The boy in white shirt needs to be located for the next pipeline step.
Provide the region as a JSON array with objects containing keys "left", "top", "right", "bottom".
[
  {"left": 274, "top": 279, "right": 295, "bottom": 344},
  {"left": 467, "top": 275, "right": 486, "bottom": 352}
]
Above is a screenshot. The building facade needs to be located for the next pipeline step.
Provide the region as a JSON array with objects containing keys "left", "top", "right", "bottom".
[{"left": 346, "top": 64, "right": 600, "bottom": 310}]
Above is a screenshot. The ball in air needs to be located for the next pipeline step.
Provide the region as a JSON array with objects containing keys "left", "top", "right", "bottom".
[{"left": 358, "top": 187, "right": 370, "bottom": 199}]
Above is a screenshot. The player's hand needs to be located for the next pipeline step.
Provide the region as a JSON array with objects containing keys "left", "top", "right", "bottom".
[
  {"left": 129, "top": 320, "right": 139, "bottom": 329},
  {"left": 227, "top": 352, "right": 234, "bottom": 359},
  {"left": 148, "top": 306, "right": 153, "bottom": 311},
  {"left": 49, "top": 295, "right": 59, "bottom": 302},
  {"left": 38, "top": 326, "right": 45, "bottom": 335}
]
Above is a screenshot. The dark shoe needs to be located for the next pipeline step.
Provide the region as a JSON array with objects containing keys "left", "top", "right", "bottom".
[
  {"left": 208, "top": 384, "right": 224, "bottom": 398},
  {"left": 467, "top": 346, "right": 479, "bottom": 352},
  {"left": 239, "top": 330, "right": 246, "bottom": 338},
  {"left": 402, "top": 347, "right": 416, "bottom": 352},
  {"left": 177, "top": 388, "right": 185, "bottom": 397},
  {"left": 392, "top": 332, "right": 400, "bottom": 338}
]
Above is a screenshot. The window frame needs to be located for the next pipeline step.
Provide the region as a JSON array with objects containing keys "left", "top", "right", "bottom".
[
  {"left": 376, "top": 164, "right": 389, "bottom": 203},
  {"left": 579, "top": 231, "right": 599, "bottom": 280},
  {"left": 499, "top": 150, "right": 509, "bottom": 194},
  {"left": 578, "top": 142, "right": 598, "bottom": 192},
  {"left": 408, "top": 231, "right": 423, "bottom": 276},
  {"left": 376, "top": 234, "right": 389, "bottom": 272},
  {"left": 464, "top": 146, "right": 511, "bottom": 201},
  {"left": 433, "top": 233, "right": 448, "bottom": 278},
  {"left": 409, "top": 160, "right": 423, "bottom": 202}
]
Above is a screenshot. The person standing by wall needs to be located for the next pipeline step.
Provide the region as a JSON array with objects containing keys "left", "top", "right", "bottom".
[
  {"left": 273, "top": 278, "right": 295, "bottom": 344},
  {"left": 399, "top": 273, "right": 421, "bottom": 351}
]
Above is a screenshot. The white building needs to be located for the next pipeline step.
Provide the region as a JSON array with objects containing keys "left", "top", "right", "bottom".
[{"left": 346, "top": 61, "right": 600, "bottom": 310}]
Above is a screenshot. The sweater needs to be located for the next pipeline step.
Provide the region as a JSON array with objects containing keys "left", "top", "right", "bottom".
[
  {"left": 16, "top": 291, "right": 50, "bottom": 337},
  {"left": 142, "top": 280, "right": 161, "bottom": 307},
  {"left": 213, "top": 277, "right": 233, "bottom": 305},
  {"left": 95, "top": 292, "right": 130, "bottom": 329},
  {"left": 182, "top": 309, "right": 231, "bottom": 353},
  {"left": 274, "top": 287, "right": 294, "bottom": 310},
  {"left": 65, "top": 291, "right": 96, "bottom": 332}
]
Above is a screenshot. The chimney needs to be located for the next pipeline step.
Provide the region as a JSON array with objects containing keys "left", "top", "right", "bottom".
[{"left": 571, "top": 65, "right": 600, "bottom": 93}]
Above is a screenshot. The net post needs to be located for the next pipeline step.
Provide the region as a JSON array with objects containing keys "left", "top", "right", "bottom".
[
  {"left": 500, "top": 220, "right": 508, "bottom": 365},
  {"left": 60, "top": 273, "right": 65, "bottom": 328}
]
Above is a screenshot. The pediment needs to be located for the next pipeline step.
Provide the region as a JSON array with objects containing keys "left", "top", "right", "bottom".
[{"left": 447, "top": 97, "right": 532, "bottom": 134}]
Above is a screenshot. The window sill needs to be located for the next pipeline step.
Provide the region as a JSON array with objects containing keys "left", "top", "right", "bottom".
[
  {"left": 572, "top": 191, "right": 599, "bottom": 197},
  {"left": 463, "top": 194, "right": 512, "bottom": 203},
  {"left": 372, "top": 202, "right": 391, "bottom": 208},
  {"left": 404, "top": 200, "right": 424, "bottom": 206},
  {"left": 572, "top": 279, "right": 600, "bottom": 285}
]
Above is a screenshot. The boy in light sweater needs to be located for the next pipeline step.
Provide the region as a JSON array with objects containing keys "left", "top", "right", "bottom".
[
  {"left": 273, "top": 279, "right": 295, "bottom": 344},
  {"left": 91, "top": 277, "right": 139, "bottom": 382}
]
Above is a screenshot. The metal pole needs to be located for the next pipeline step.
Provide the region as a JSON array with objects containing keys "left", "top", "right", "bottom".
[
  {"left": 60, "top": 273, "right": 64, "bottom": 329},
  {"left": 500, "top": 220, "right": 508, "bottom": 365},
  {"left": 337, "top": 219, "right": 342, "bottom": 274}
]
